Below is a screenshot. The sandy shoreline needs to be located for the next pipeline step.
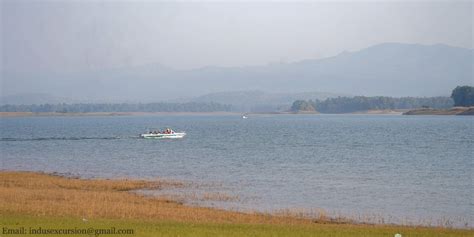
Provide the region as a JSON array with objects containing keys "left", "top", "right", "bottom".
[
  {"left": 0, "top": 110, "right": 415, "bottom": 117},
  {"left": 403, "top": 107, "right": 474, "bottom": 115},
  {"left": 6, "top": 108, "right": 465, "bottom": 117},
  {"left": 0, "top": 111, "right": 242, "bottom": 117}
]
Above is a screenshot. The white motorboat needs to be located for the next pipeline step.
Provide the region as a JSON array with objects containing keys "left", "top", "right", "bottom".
[{"left": 140, "top": 129, "right": 186, "bottom": 139}]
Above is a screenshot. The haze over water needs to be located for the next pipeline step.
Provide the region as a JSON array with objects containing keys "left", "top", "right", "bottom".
[{"left": 1, "top": 114, "right": 472, "bottom": 227}]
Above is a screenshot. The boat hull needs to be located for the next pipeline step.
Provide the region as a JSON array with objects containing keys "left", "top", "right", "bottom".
[{"left": 140, "top": 132, "right": 186, "bottom": 139}]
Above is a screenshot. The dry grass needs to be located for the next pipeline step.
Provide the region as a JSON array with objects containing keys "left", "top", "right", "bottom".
[
  {"left": 1, "top": 171, "right": 473, "bottom": 237},
  {"left": 0, "top": 171, "right": 312, "bottom": 225},
  {"left": 1, "top": 171, "right": 473, "bottom": 236},
  {"left": 274, "top": 208, "right": 331, "bottom": 222}
]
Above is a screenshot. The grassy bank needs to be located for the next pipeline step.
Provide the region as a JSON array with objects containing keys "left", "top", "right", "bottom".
[
  {"left": 3, "top": 215, "right": 472, "bottom": 237},
  {"left": 0, "top": 171, "right": 472, "bottom": 236}
]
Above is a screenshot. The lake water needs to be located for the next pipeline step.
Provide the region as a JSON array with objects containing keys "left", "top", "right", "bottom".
[{"left": 1, "top": 114, "right": 472, "bottom": 227}]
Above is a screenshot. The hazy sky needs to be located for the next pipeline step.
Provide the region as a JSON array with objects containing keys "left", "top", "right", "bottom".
[{"left": 1, "top": 0, "right": 473, "bottom": 72}]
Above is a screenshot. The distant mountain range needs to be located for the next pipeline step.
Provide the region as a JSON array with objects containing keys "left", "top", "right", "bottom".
[{"left": 2, "top": 42, "right": 473, "bottom": 105}]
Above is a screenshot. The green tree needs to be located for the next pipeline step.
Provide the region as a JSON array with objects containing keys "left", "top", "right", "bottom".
[
  {"left": 291, "top": 100, "right": 316, "bottom": 112},
  {"left": 451, "top": 86, "right": 474, "bottom": 107}
]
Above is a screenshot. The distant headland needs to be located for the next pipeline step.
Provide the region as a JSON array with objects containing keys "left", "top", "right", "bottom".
[{"left": 289, "top": 86, "right": 474, "bottom": 115}]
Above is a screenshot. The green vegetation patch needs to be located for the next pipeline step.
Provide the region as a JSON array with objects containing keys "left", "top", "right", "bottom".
[{"left": 1, "top": 214, "right": 472, "bottom": 237}]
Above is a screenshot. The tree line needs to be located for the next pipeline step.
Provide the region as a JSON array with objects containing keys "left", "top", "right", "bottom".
[
  {"left": 292, "top": 96, "right": 454, "bottom": 113},
  {"left": 451, "top": 86, "right": 474, "bottom": 107},
  {"left": 291, "top": 86, "right": 474, "bottom": 113},
  {"left": 0, "top": 102, "right": 232, "bottom": 113}
]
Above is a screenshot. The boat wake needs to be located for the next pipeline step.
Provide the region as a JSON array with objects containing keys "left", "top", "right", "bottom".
[{"left": 0, "top": 136, "right": 137, "bottom": 142}]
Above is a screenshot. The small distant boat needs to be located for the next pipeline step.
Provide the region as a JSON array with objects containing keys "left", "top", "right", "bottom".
[
  {"left": 242, "top": 115, "right": 248, "bottom": 119},
  {"left": 140, "top": 129, "right": 186, "bottom": 139}
]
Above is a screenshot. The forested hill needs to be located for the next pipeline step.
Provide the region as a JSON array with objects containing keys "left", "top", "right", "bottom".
[
  {"left": 0, "top": 102, "right": 232, "bottom": 113},
  {"left": 291, "top": 96, "right": 453, "bottom": 113}
]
